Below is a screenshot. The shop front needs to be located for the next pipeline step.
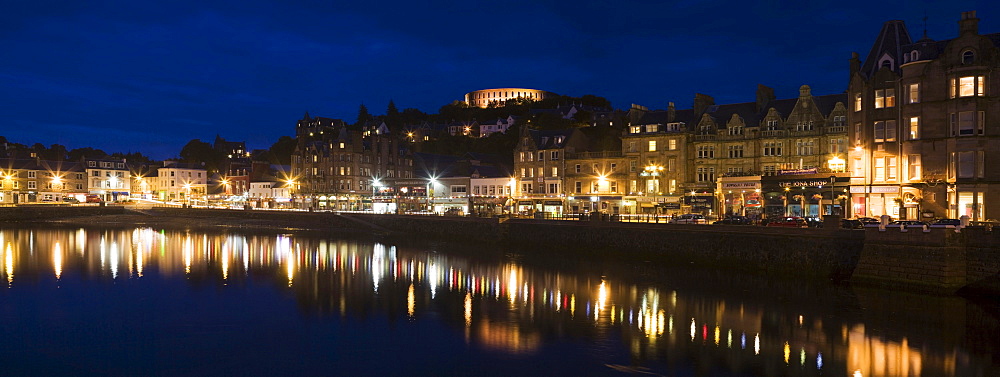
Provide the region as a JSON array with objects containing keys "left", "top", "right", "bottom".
[
  {"left": 849, "top": 185, "right": 900, "bottom": 219},
  {"left": 763, "top": 173, "right": 850, "bottom": 219},
  {"left": 717, "top": 177, "right": 763, "bottom": 219}
]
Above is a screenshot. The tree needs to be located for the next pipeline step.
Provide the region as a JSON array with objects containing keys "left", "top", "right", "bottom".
[
  {"left": 179, "top": 139, "right": 222, "bottom": 172},
  {"left": 68, "top": 147, "right": 108, "bottom": 161},
  {"left": 267, "top": 136, "right": 297, "bottom": 165},
  {"left": 356, "top": 104, "right": 373, "bottom": 127}
]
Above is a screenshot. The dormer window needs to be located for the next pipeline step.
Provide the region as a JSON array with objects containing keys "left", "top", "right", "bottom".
[
  {"left": 910, "top": 51, "right": 919, "bottom": 61},
  {"left": 962, "top": 50, "right": 975, "bottom": 65},
  {"left": 629, "top": 125, "right": 642, "bottom": 134}
]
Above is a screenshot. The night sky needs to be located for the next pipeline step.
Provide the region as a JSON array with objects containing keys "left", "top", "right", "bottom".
[{"left": 3, "top": 1, "right": 998, "bottom": 159}]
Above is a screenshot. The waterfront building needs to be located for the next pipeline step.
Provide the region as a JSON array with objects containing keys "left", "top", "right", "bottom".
[
  {"left": 512, "top": 127, "right": 587, "bottom": 216},
  {"left": 690, "top": 85, "right": 848, "bottom": 218},
  {"left": 621, "top": 103, "right": 694, "bottom": 215},
  {"left": 153, "top": 161, "right": 207, "bottom": 204},
  {"left": 84, "top": 158, "right": 131, "bottom": 202},
  {"left": 479, "top": 116, "right": 519, "bottom": 138},
  {"left": 291, "top": 112, "right": 414, "bottom": 211},
  {"left": 465, "top": 88, "right": 556, "bottom": 108},
  {"left": 563, "top": 148, "right": 627, "bottom": 215},
  {"left": 0, "top": 159, "right": 86, "bottom": 204},
  {"left": 849, "top": 11, "right": 1000, "bottom": 221}
]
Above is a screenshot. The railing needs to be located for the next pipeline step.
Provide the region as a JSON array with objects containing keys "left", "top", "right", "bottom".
[
  {"left": 694, "top": 134, "right": 717, "bottom": 141},
  {"left": 760, "top": 130, "right": 786, "bottom": 138},
  {"left": 717, "top": 134, "right": 746, "bottom": 141},
  {"left": 566, "top": 151, "right": 623, "bottom": 159},
  {"left": 825, "top": 126, "right": 847, "bottom": 134},
  {"left": 788, "top": 129, "right": 821, "bottom": 136}
]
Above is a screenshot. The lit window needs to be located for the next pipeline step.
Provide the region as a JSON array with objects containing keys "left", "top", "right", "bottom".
[
  {"left": 648, "top": 141, "right": 656, "bottom": 152},
  {"left": 908, "top": 117, "right": 919, "bottom": 140},
  {"left": 668, "top": 139, "right": 677, "bottom": 150},
  {"left": 854, "top": 93, "right": 862, "bottom": 112},
  {"left": 907, "top": 155, "right": 922, "bottom": 181},
  {"left": 908, "top": 83, "right": 920, "bottom": 104}
]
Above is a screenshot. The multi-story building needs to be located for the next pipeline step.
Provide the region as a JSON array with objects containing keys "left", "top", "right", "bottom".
[
  {"left": 512, "top": 127, "right": 587, "bottom": 215},
  {"left": 690, "top": 86, "right": 849, "bottom": 218},
  {"left": 291, "top": 112, "right": 414, "bottom": 210},
  {"left": 563, "top": 149, "right": 626, "bottom": 214},
  {"left": 849, "top": 11, "right": 1000, "bottom": 221},
  {"left": 0, "top": 159, "right": 86, "bottom": 203},
  {"left": 622, "top": 103, "right": 695, "bottom": 214},
  {"left": 153, "top": 161, "right": 207, "bottom": 203},
  {"left": 85, "top": 158, "right": 131, "bottom": 202}
]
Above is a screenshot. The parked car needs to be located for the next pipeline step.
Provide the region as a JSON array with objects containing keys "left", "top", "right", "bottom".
[
  {"left": 713, "top": 215, "right": 753, "bottom": 225},
  {"left": 443, "top": 208, "right": 464, "bottom": 216},
  {"left": 85, "top": 195, "right": 102, "bottom": 203},
  {"left": 803, "top": 216, "right": 824, "bottom": 228},
  {"left": 888, "top": 220, "right": 928, "bottom": 228},
  {"left": 765, "top": 217, "right": 808, "bottom": 228},
  {"left": 841, "top": 219, "right": 864, "bottom": 229},
  {"left": 856, "top": 217, "right": 881, "bottom": 226},
  {"left": 671, "top": 214, "right": 707, "bottom": 224},
  {"left": 62, "top": 197, "right": 80, "bottom": 204},
  {"left": 929, "top": 218, "right": 962, "bottom": 227}
]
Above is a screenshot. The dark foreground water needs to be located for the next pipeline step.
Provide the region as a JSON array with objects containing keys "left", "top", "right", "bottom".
[{"left": 0, "top": 227, "right": 997, "bottom": 376}]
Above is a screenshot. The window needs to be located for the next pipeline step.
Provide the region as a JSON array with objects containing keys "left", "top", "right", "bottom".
[
  {"left": 874, "top": 120, "right": 896, "bottom": 142},
  {"left": 592, "top": 163, "right": 599, "bottom": 172},
  {"left": 537, "top": 152, "right": 544, "bottom": 161},
  {"left": 887, "top": 156, "right": 897, "bottom": 180},
  {"left": 668, "top": 158, "right": 676, "bottom": 172},
  {"left": 728, "top": 145, "right": 744, "bottom": 158},
  {"left": 575, "top": 181, "right": 582, "bottom": 193},
  {"left": 551, "top": 167, "right": 558, "bottom": 177},
  {"left": 648, "top": 141, "right": 657, "bottom": 152},
  {"left": 628, "top": 142, "right": 636, "bottom": 152},
  {"left": 854, "top": 93, "right": 862, "bottom": 112},
  {"left": 610, "top": 163, "right": 617, "bottom": 171},
  {"left": 520, "top": 168, "right": 526, "bottom": 178},
  {"left": 962, "top": 50, "right": 975, "bottom": 65},
  {"left": 668, "top": 139, "right": 677, "bottom": 150},
  {"left": 763, "top": 142, "right": 782, "bottom": 156},
  {"left": 697, "top": 146, "right": 715, "bottom": 158},
  {"left": 630, "top": 126, "right": 641, "bottom": 134},
  {"left": 575, "top": 164, "right": 581, "bottom": 173},
  {"left": 765, "top": 120, "right": 779, "bottom": 130},
  {"left": 796, "top": 140, "right": 815, "bottom": 155},
  {"left": 854, "top": 123, "right": 862, "bottom": 145},
  {"left": 951, "top": 111, "right": 982, "bottom": 136},
  {"left": 908, "top": 83, "right": 920, "bottom": 104},
  {"left": 908, "top": 117, "right": 919, "bottom": 140},
  {"left": 27, "top": 171, "right": 36, "bottom": 178},
  {"left": 829, "top": 138, "right": 845, "bottom": 154},
  {"left": 647, "top": 124, "right": 659, "bottom": 132},
  {"left": 27, "top": 181, "right": 36, "bottom": 189},
  {"left": 696, "top": 167, "right": 715, "bottom": 182},
  {"left": 88, "top": 161, "right": 96, "bottom": 167},
  {"left": 907, "top": 155, "right": 922, "bottom": 181},
  {"left": 728, "top": 126, "right": 743, "bottom": 135},
  {"left": 551, "top": 151, "right": 559, "bottom": 160},
  {"left": 874, "top": 158, "right": 885, "bottom": 182},
  {"left": 629, "top": 161, "right": 636, "bottom": 172},
  {"left": 875, "top": 89, "right": 895, "bottom": 108},
  {"left": 951, "top": 76, "right": 986, "bottom": 97},
  {"left": 450, "top": 185, "right": 467, "bottom": 193},
  {"left": 548, "top": 183, "right": 558, "bottom": 194},
  {"left": 956, "top": 151, "right": 975, "bottom": 178},
  {"left": 519, "top": 152, "right": 524, "bottom": 162},
  {"left": 832, "top": 115, "right": 846, "bottom": 127}
]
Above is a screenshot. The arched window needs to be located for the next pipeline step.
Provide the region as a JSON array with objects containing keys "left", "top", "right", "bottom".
[
  {"left": 910, "top": 50, "right": 919, "bottom": 61},
  {"left": 962, "top": 50, "right": 975, "bottom": 65}
]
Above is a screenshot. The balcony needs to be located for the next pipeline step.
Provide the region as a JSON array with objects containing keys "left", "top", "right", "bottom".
[
  {"left": 788, "top": 129, "right": 821, "bottom": 137},
  {"left": 760, "top": 130, "right": 786, "bottom": 138},
  {"left": 717, "top": 133, "right": 746, "bottom": 140},
  {"left": 825, "top": 126, "right": 847, "bottom": 134},
  {"left": 567, "top": 151, "right": 622, "bottom": 159},
  {"left": 694, "top": 134, "right": 717, "bottom": 141}
]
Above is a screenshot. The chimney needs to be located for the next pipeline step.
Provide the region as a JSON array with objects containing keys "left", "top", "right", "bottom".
[
  {"left": 693, "top": 93, "right": 714, "bottom": 116},
  {"left": 959, "top": 11, "right": 979, "bottom": 36},
  {"left": 849, "top": 52, "right": 861, "bottom": 76},
  {"left": 755, "top": 84, "right": 775, "bottom": 113},
  {"left": 667, "top": 102, "right": 676, "bottom": 122}
]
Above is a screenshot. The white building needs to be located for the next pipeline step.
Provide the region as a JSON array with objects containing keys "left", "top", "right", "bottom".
[
  {"left": 154, "top": 161, "right": 208, "bottom": 203},
  {"left": 85, "top": 159, "right": 131, "bottom": 201},
  {"left": 248, "top": 181, "right": 293, "bottom": 208}
]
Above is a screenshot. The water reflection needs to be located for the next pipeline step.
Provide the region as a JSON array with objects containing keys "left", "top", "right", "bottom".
[{"left": 0, "top": 227, "right": 996, "bottom": 376}]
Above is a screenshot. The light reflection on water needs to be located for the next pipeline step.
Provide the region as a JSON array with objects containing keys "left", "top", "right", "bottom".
[{"left": 0, "top": 227, "right": 996, "bottom": 376}]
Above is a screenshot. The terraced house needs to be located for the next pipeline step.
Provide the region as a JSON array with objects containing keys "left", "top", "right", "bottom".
[
  {"left": 291, "top": 112, "right": 413, "bottom": 211},
  {"left": 849, "top": 11, "right": 1000, "bottom": 222},
  {"left": 622, "top": 103, "right": 695, "bottom": 215}
]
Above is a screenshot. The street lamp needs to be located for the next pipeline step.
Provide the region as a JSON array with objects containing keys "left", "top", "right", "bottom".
[
  {"left": 427, "top": 177, "right": 437, "bottom": 213},
  {"left": 372, "top": 178, "right": 382, "bottom": 213}
]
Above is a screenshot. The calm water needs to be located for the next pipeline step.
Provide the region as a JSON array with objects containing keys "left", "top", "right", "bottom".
[{"left": 0, "top": 227, "right": 997, "bottom": 376}]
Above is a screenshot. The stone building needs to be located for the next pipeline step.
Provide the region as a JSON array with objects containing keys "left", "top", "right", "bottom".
[
  {"left": 465, "top": 88, "right": 556, "bottom": 108},
  {"left": 621, "top": 103, "right": 695, "bottom": 214},
  {"left": 512, "top": 127, "right": 586, "bottom": 215},
  {"left": 849, "top": 11, "right": 1000, "bottom": 221},
  {"left": 291, "top": 112, "right": 413, "bottom": 210}
]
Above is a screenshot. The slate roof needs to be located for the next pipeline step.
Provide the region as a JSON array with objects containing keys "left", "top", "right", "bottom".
[
  {"left": 528, "top": 129, "right": 576, "bottom": 149},
  {"left": 860, "top": 20, "right": 913, "bottom": 79}
]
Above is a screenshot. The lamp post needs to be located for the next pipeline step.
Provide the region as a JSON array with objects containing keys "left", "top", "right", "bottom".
[
  {"left": 427, "top": 178, "right": 437, "bottom": 213},
  {"left": 372, "top": 179, "right": 382, "bottom": 213},
  {"left": 783, "top": 186, "right": 791, "bottom": 216},
  {"left": 183, "top": 183, "right": 191, "bottom": 207}
]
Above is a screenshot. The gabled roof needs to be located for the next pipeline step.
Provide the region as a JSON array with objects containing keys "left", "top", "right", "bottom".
[
  {"left": 528, "top": 128, "right": 576, "bottom": 150},
  {"left": 860, "top": 20, "right": 913, "bottom": 79},
  {"left": 813, "top": 93, "right": 848, "bottom": 116}
]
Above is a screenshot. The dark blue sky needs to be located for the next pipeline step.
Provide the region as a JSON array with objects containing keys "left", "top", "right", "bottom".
[{"left": 3, "top": 0, "right": 998, "bottom": 159}]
